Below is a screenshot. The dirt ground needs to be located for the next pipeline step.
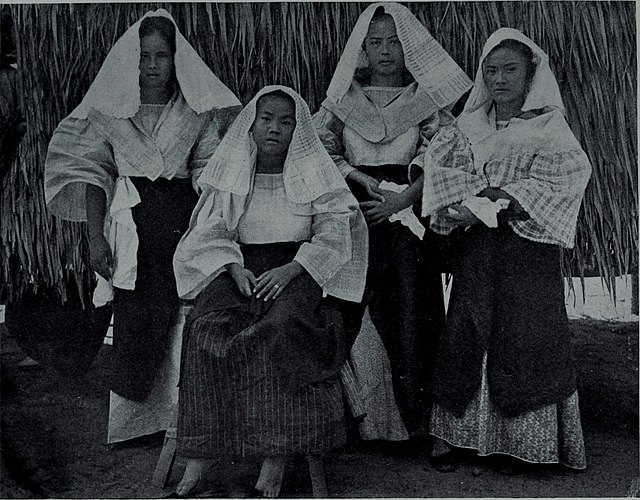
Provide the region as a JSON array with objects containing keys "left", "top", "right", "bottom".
[{"left": 1, "top": 319, "right": 638, "bottom": 499}]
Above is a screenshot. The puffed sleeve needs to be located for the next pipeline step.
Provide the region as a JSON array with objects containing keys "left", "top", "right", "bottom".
[
  {"left": 173, "top": 187, "right": 244, "bottom": 299},
  {"left": 293, "top": 188, "right": 368, "bottom": 302},
  {"left": 313, "top": 107, "right": 356, "bottom": 179},
  {"left": 189, "top": 105, "right": 242, "bottom": 191},
  {"left": 45, "top": 116, "right": 117, "bottom": 221}
]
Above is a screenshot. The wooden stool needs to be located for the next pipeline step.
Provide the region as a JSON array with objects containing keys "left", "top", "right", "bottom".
[{"left": 152, "top": 427, "right": 177, "bottom": 488}]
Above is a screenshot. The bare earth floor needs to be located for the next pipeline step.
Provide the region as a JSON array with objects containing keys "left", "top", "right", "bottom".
[{"left": 1, "top": 319, "right": 638, "bottom": 498}]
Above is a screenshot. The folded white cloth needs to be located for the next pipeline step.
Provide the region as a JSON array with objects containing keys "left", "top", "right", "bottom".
[
  {"left": 379, "top": 181, "right": 425, "bottom": 240},
  {"left": 457, "top": 196, "right": 510, "bottom": 228},
  {"left": 93, "top": 177, "right": 141, "bottom": 307}
]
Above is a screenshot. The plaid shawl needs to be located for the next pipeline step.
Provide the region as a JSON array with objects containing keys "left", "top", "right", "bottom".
[{"left": 418, "top": 107, "right": 591, "bottom": 248}]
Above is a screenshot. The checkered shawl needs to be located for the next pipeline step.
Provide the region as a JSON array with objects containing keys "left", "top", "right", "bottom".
[{"left": 418, "top": 107, "right": 591, "bottom": 248}]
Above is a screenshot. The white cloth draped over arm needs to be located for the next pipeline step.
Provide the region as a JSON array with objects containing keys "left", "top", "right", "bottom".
[
  {"left": 313, "top": 108, "right": 355, "bottom": 179},
  {"left": 45, "top": 116, "right": 118, "bottom": 221},
  {"left": 294, "top": 188, "right": 368, "bottom": 303},
  {"left": 173, "top": 187, "right": 245, "bottom": 299}
]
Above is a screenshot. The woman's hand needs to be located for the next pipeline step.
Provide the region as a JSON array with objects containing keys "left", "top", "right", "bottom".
[
  {"left": 347, "top": 171, "right": 386, "bottom": 203},
  {"left": 254, "top": 261, "right": 305, "bottom": 301},
  {"left": 440, "top": 203, "right": 480, "bottom": 228},
  {"left": 88, "top": 234, "right": 113, "bottom": 280},
  {"left": 227, "top": 263, "right": 256, "bottom": 298},
  {"left": 360, "top": 190, "right": 408, "bottom": 226}
]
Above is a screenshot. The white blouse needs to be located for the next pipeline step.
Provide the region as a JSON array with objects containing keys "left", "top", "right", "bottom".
[{"left": 237, "top": 174, "right": 311, "bottom": 244}]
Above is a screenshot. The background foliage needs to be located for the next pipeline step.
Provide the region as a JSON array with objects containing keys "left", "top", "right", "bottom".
[{"left": 1, "top": 1, "right": 637, "bottom": 304}]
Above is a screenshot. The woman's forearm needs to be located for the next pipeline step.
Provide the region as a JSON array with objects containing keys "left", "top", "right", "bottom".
[{"left": 85, "top": 184, "right": 107, "bottom": 240}]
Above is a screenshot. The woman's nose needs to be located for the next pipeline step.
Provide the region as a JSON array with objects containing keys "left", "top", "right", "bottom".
[{"left": 268, "top": 123, "right": 281, "bottom": 134}]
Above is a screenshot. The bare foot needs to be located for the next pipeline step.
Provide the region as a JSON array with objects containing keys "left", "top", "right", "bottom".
[
  {"left": 175, "top": 458, "right": 216, "bottom": 497},
  {"left": 254, "top": 456, "right": 285, "bottom": 498}
]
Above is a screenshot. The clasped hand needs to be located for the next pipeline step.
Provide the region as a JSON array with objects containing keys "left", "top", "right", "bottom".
[
  {"left": 439, "top": 203, "right": 479, "bottom": 227},
  {"left": 351, "top": 172, "right": 407, "bottom": 226},
  {"left": 227, "top": 261, "right": 304, "bottom": 301}
]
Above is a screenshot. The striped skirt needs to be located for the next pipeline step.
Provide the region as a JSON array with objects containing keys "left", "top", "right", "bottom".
[{"left": 177, "top": 243, "right": 346, "bottom": 458}]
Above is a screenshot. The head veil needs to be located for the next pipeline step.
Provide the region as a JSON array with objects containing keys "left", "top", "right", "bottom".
[
  {"left": 198, "top": 85, "right": 345, "bottom": 205},
  {"left": 463, "top": 28, "right": 565, "bottom": 114},
  {"left": 324, "top": 2, "right": 471, "bottom": 109},
  {"left": 69, "top": 8, "right": 240, "bottom": 120}
]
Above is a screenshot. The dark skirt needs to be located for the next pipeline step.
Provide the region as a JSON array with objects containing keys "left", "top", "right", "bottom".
[
  {"left": 111, "top": 176, "right": 198, "bottom": 401},
  {"left": 345, "top": 165, "right": 445, "bottom": 436},
  {"left": 432, "top": 224, "right": 577, "bottom": 418},
  {"left": 176, "top": 243, "right": 347, "bottom": 457}
]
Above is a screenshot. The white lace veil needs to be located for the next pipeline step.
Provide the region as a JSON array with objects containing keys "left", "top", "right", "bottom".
[
  {"left": 198, "top": 85, "right": 345, "bottom": 204},
  {"left": 463, "top": 27, "right": 565, "bottom": 114},
  {"left": 325, "top": 2, "right": 471, "bottom": 108},
  {"left": 69, "top": 8, "right": 240, "bottom": 119}
]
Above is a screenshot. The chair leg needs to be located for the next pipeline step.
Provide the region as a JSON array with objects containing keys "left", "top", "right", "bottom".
[
  {"left": 307, "top": 454, "right": 328, "bottom": 498},
  {"left": 152, "top": 428, "right": 177, "bottom": 488}
]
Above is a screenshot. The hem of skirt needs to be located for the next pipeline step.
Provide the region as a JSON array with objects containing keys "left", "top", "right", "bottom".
[
  {"left": 430, "top": 433, "right": 587, "bottom": 470},
  {"left": 177, "top": 438, "right": 346, "bottom": 458}
]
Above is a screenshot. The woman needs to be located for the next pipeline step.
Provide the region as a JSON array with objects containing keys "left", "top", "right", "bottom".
[
  {"left": 416, "top": 28, "right": 590, "bottom": 473},
  {"left": 44, "top": 10, "right": 241, "bottom": 443},
  {"left": 172, "top": 86, "right": 368, "bottom": 498},
  {"left": 315, "top": 2, "right": 471, "bottom": 440}
]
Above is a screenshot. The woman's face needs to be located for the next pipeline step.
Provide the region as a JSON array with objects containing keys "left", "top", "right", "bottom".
[
  {"left": 139, "top": 32, "right": 175, "bottom": 92},
  {"left": 251, "top": 95, "right": 296, "bottom": 159},
  {"left": 363, "top": 16, "right": 405, "bottom": 78},
  {"left": 482, "top": 47, "right": 531, "bottom": 107}
]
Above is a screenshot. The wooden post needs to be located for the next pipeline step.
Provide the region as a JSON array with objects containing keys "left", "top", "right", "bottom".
[{"left": 631, "top": 267, "right": 638, "bottom": 316}]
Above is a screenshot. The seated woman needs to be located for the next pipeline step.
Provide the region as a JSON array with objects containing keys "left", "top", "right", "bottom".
[
  {"left": 315, "top": 1, "right": 472, "bottom": 442},
  {"left": 172, "top": 86, "right": 368, "bottom": 498},
  {"left": 415, "top": 28, "right": 591, "bottom": 473},
  {"left": 44, "top": 10, "right": 241, "bottom": 444}
]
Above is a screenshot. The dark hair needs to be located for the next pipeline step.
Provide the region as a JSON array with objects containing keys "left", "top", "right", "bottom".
[
  {"left": 370, "top": 6, "right": 389, "bottom": 23},
  {"left": 256, "top": 90, "right": 296, "bottom": 113},
  {"left": 486, "top": 38, "right": 536, "bottom": 82},
  {"left": 139, "top": 16, "right": 176, "bottom": 54},
  {"left": 356, "top": 7, "right": 414, "bottom": 86}
]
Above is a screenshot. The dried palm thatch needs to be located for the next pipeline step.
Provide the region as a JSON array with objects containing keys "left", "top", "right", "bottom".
[{"left": 1, "top": 2, "right": 636, "bottom": 305}]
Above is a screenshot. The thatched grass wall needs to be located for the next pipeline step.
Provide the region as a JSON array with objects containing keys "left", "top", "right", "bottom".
[{"left": 1, "top": 1, "right": 637, "bottom": 304}]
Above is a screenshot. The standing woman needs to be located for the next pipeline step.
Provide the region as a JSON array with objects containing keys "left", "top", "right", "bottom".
[
  {"left": 172, "top": 86, "right": 367, "bottom": 498},
  {"left": 45, "top": 10, "right": 241, "bottom": 443},
  {"left": 315, "top": 2, "right": 471, "bottom": 440},
  {"left": 417, "top": 28, "right": 590, "bottom": 472}
]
